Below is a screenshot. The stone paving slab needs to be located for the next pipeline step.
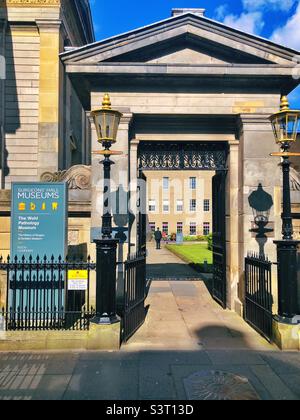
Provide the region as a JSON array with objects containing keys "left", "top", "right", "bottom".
[
  {"left": 250, "top": 365, "right": 298, "bottom": 400},
  {"left": 0, "top": 372, "right": 72, "bottom": 400},
  {"left": 206, "top": 350, "right": 267, "bottom": 366},
  {"left": 0, "top": 350, "right": 299, "bottom": 400},
  {"left": 63, "top": 365, "right": 139, "bottom": 401},
  {"left": 139, "top": 363, "right": 177, "bottom": 400},
  {"left": 278, "top": 374, "right": 300, "bottom": 399},
  {"left": 260, "top": 353, "right": 300, "bottom": 375}
]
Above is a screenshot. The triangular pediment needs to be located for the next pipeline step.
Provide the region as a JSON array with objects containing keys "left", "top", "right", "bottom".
[
  {"left": 103, "top": 33, "right": 271, "bottom": 65},
  {"left": 148, "top": 47, "right": 228, "bottom": 64},
  {"left": 61, "top": 13, "right": 299, "bottom": 66}
]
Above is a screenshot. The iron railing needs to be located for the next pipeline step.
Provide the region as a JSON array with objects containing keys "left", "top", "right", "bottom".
[
  {"left": 121, "top": 252, "right": 147, "bottom": 343},
  {"left": 245, "top": 253, "right": 273, "bottom": 342},
  {"left": 0, "top": 255, "right": 96, "bottom": 331}
]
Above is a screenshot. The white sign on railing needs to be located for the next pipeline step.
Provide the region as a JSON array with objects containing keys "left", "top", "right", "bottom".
[{"left": 68, "top": 270, "right": 88, "bottom": 291}]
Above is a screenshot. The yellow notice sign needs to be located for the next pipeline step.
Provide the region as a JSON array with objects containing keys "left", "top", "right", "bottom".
[{"left": 68, "top": 270, "right": 88, "bottom": 291}]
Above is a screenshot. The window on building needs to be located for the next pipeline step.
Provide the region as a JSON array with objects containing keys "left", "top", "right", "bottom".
[
  {"left": 203, "top": 222, "right": 210, "bottom": 236},
  {"left": 204, "top": 199, "right": 210, "bottom": 212},
  {"left": 177, "top": 222, "right": 183, "bottom": 234},
  {"left": 162, "top": 223, "right": 169, "bottom": 235},
  {"left": 149, "top": 223, "right": 156, "bottom": 233},
  {"left": 163, "top": 200, "right": 170, "bottom": 213},
  {"left": 190, "top": 177, "right": 197, "bottom": 190},
  {"left": 148, "top": 200, "right": 156, "bottom": 212},
  {"left": 177, "top": 200, "right": 184, "bottom": 212},
  {"left": 190, "top": 199, "right": 197, "bottom": 212},
  {"left": 163, "top": 177, "right": 169, "bottom": 190},
  {"left": 190, "top": 222, "right": 197, "bottom": 236}
]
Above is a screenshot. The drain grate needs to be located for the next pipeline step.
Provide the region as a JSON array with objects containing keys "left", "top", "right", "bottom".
[{"left": 184, "top": 370, "right": 260, "bottom": 401}]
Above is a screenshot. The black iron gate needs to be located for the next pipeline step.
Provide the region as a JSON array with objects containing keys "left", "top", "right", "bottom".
[
  {"left": 137, "top": 171, "right": 147, "bottom": 254},
  {"left": 121, "top": 252, "right": 147, "bottom": 343},
  {"left": 245, "top": 253, "right": 273, "bottom": 341},
  {"left": 212, "top": 172, "right": 227, "bottom": 308}
]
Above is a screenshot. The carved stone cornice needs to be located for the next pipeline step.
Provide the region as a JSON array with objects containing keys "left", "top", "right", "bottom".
[
  {"left": 237, "top": 113, "right": 273, "bottom": 135},
  {"left": 41, "top": 165, "right": 91, "bottom": 190},
  {"left": 0, "top": 0, "right": 60, "bottom": 7},
  {"left": 36, "top": 19, "right": 62, "bottom": 32},
  {"left": 120, "top": 111, "right": 133, "bottom": 127}
]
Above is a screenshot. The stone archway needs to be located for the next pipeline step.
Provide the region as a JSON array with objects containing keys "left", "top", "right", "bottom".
[{"left": 136, "top": 140, "right": 228, "bottom": 308}]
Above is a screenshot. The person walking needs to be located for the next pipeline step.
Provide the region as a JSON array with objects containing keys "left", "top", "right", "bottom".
[{"left": 154, "top": 227, "right": 162, "bottom": 250}]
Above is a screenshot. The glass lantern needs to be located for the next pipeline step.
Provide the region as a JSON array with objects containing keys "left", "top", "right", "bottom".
[
  {"left": 269, "top": 96, "right": 300, "bottom": 145},
  {"left": 91, "top": 94, "right": 123, "bottom": 144}
]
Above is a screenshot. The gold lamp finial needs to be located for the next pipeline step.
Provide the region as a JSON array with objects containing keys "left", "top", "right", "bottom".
[
  {"left": 102, "top": 93, "right": 112, "bottom": 110},
  {"left": 280, "top": 96, "right": 289, "bottom": 111}
]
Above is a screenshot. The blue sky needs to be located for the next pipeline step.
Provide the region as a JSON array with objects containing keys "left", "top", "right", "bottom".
[{"left": 90, "top": 0, "right": 300, "bottom": 106}]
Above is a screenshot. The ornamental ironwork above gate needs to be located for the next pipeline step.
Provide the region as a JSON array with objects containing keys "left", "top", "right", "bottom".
[{"left": 138, "top": 142, "right": 228, "bottom": 171}]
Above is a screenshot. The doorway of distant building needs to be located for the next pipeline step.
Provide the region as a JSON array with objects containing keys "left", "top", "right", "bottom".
[{"left": 136, "top": 141, "right": 228, "bottom": 308}]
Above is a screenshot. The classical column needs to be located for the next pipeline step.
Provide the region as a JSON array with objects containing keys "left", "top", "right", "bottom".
[{"left": 36, "top": 19, "right": 63, "bottom": 178}]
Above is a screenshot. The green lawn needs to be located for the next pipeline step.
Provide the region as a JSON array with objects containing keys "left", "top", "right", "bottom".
[{"left": 166, "top": 243, "right": 213, "bottom": 265}]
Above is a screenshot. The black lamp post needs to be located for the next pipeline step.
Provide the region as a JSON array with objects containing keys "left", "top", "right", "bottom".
[
  {"left": 90, "top": 94, "right": 123, "bottom": 325},
  {"left": 270, "top": 96, "right": 300, "bottom": 323}
]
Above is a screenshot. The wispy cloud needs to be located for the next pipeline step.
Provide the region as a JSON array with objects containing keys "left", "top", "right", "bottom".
[
  {"left": 271, "top": 2, "right": 300, "bottom": 50},
  {"left": 243, "top": 0, "right": 295, "bottom": 12},
  {"left": 215, "top": 0, "right": 296, "bottom": 35},
  {"left": 223, "top": 11, "right": 264, "bottom": 34},
  {"left": 214, "top": 4, "right": 229, "bottom": 21}
]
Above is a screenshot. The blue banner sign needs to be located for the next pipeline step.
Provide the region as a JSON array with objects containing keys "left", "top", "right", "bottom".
[{"left": 11, "top": 183, "right": 68, "bottom": 259}]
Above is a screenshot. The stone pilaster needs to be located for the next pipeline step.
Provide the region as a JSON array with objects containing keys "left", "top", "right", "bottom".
[
  {"left": 226, "top": 140, "right": 241, "bottom": 311},
  {"left": 36, "top": 19, "right": 63, "bottom": 178},
  {"left": 238, "top": 113, "right": 281, "bottom": 312}
]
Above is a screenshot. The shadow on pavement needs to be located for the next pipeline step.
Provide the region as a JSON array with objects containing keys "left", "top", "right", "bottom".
[
  {"left": 147, "top": 263, "right": 211, "bottom": 281},
  {"left": 0, "top": 324, "right": 299, "bottom": 400}
]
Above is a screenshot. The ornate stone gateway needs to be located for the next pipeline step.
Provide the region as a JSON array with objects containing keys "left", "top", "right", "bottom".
[
  {"left": 60, "top": 7, "right": 300, "bottom": 327},
  {"left": 138, "top": 141, "right": 228, "bottom": 308}
]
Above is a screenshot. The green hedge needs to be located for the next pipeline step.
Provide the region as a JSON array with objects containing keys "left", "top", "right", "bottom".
[{"left": 183, "top": 235, "right": 210, "bottom": 243}]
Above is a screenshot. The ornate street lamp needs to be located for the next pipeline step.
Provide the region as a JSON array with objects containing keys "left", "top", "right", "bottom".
[
  {"left": 91, "top": 94, "right": 123, "bottom": 239},
  {"left": 270, "top": 96, "right": 300, "bottom": 323},
  {"left": 91, "top": 93, "right": 123, "bottom": 146},
  {"left": 91, "top": 94, "right": 123, "bottom": 325},
  {"left": 270, "top": 96, "right": 299, "bottom": 146}
]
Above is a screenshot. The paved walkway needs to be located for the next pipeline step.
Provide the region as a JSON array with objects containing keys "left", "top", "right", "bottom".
[
  {"left": 0, "top": 245, "right": 299, "bottom": 400},
  {"left": 127, "top": 242, "right": 274, "bottom": 352},
  {"left": 146, "top": 241, "right": 205, "bottom": 280}
]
